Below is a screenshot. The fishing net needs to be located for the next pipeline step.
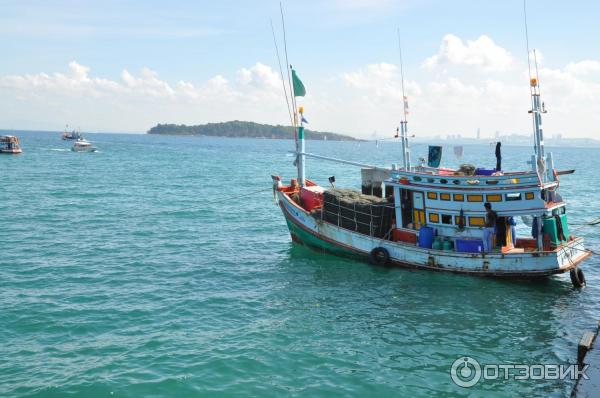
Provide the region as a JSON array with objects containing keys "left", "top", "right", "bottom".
[{"left": 322, "top": 189, "right": 394, "bottom": 238}]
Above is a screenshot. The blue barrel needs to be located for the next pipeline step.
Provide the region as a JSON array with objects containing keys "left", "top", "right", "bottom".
[{"left": 418, "top": 226, "right": 435, "bottom": 249}]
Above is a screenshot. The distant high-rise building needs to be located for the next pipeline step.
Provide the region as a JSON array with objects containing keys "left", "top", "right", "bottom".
[
  {"left": 476, "top": 128, "right": 481, "bottom": 140},
  {"left": 495, "top": 130, "right": 500, "bottom": 139}
]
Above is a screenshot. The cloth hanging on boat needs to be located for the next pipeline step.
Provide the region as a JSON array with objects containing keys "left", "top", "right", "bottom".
[
  {"left": 496, "top": 217, "right": 507, "bottom": 247},
  {"left": 428, "top": 146, "right": 442, "bottom": 168},
  {"left": 554, "top": 214, "right": 566, "bottom": 241},
  {"left": 495, "top": 142, "right": 502, "bottom": 171},
  {"left": 458, "top": 208, "right": 465, "bottom": 230},
  {"left": 531, "top": 217, "right": 543, "bottom": 239}
]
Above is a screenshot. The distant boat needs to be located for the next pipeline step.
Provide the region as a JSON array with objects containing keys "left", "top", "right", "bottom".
[
  {"left": 62, "top": 125, "right": 83, "bottom": 140},
  {"left": 72, "top": 139, "right": 97, "bottom": 152},
  {"left": 0, "top": 135, "right": 23, "bottom": 154},
  {"left": 62, "top": 131, "right": 83, "bottom": 140}
]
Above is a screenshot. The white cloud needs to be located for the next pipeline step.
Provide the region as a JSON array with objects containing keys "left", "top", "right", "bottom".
[
  {"left": 0, "top": 61, "right": 287, "bottom": 132},
  {"left": 0, "top": 34, "right": 599, "bottom": 139},
  {"left": 565, "top": 60, "right": 600, "bottom": 76},
  {"left": 330, "top": 34, "right": 600, "bottom": 139},
  {"left": 343, "top": 62, "right": 421, "bottom": 99},
  {"left": 423, "top": 34, "right": 514, "bottom": 72}
]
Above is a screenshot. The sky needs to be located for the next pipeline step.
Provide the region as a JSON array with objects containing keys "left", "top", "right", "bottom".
[{"left": 0, "top": 0, "right": 599, "bottom": 139}]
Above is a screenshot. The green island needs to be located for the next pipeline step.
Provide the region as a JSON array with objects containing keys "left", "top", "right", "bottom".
[{"left": 147, "top": 120, "right": 358, "bottom": 141}]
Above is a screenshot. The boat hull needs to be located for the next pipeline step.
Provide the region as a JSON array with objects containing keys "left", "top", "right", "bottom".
[{"left": 277, "top": 190, "right": 590, "bottom": 278}]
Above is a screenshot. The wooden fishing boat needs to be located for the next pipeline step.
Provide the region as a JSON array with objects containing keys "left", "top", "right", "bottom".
[{"left": 271, "top": 34, "right": 591, "bottom": 287}]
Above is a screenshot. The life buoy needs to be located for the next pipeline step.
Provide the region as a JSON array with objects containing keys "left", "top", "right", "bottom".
[
  {"left": 570, "top": 267, "right": 586, "bottom": 288},
  {"left": 370, "top": 247, "right": 390, "bottom": 266}
]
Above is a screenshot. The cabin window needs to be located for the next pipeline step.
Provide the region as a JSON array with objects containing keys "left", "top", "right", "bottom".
[
  {"left": 441, "top": 214, "right": 453, "bottom": 225},
  {"left": 453, "top": 193, "right": 464, "bottom": 201},
  {"left": 469, "top": 216, "right": 485, "bottom": 227},
  {"left": 427, "top": 178, "right": 435, "bottom": 183},
  {"left": 440, "top": 179, "right": 448, "bottom": 184},
  {"left": 455, "top": 215, "right": 466, "bottom": 225},
  {"left": 525, "top": 192, "right": 535, "bottom": 200},
  {"left": 486, "top": 194, "right": 502, "bottom": 202},
  {"left": 485, "top": 180, "right": 499, "bottom": 185},
  {"left": 467, "top": 194, "right": 483, "bottom": 202},
  {"left": 427, "top": 192, "right": 438, "bottom": 200},
  {"left": 440, "top": 193, "right": 451, "bottom": 201},
  {"left": 505, "top": 193, "right": 522, "bottom": 201},
  {"left": 452, "top": 179, "right": 461, "bottom": 185},
  {"left": 429, "top": 213, "right": 439, "bottom": 223},
  {"left": 413, "top": 176, "right": 422, "bottom": 182}
]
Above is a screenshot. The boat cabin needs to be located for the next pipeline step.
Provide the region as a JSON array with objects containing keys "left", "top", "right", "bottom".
[{"left": 386, "top": 161, "right": 567, "bottom": 254}]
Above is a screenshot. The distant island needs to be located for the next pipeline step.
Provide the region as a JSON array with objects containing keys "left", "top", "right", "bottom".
[{"left": 147, "top": 120, "right": 358, "bottom": 141}]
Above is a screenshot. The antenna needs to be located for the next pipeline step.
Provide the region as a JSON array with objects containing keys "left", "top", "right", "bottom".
[
  {"left": 397, "top": 28, "right": 408, "bottom": 123},
  {"left": 280, "top": 2, "right": 297, "bottom": 126},
  {"left": 523, "top": 0, "right": 533, "bottom": 85},
  {"left": 523, "top": 0, "right": 547, "bottom": 182},
  {"left": 533, "top": 48, "right": 541, "bottom": 94},
  {"left": 397, "top": 28, "right": 411, "bottom": 170},
  {"left": 270, "top": 19, "right": 294, "bottom": 127}
]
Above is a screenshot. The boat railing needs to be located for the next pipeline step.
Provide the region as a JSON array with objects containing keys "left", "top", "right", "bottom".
[{"left": 390, "top": 171, "right": 542, "bottom": 188}]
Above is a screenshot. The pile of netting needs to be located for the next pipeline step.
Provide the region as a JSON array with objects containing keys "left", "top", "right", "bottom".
[{"left": 321, "top": 189, "right": 394, "bottom": 238}]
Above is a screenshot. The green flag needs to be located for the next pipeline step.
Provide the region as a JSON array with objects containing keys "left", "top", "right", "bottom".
[{"left": 292, "top": 69, "right": 306, "bottom": 97}]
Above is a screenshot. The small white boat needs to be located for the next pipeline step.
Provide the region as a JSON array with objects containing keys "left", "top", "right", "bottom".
[{"left": 72, "top": 139, "right": 97, "bottom": 152}]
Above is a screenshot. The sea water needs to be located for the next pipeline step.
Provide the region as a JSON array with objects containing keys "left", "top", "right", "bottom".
[{"left": 1, "top": 131, "right": 599, "bottom": 397}]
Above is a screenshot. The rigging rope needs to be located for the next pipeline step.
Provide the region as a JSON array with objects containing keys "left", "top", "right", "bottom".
[{"left": 132, "top": 187, "right": 275, "bottom": 218}]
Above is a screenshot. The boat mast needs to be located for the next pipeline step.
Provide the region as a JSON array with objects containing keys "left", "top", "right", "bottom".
[{"left": 397, "top": 29, "right": 411, "bottom": 171}]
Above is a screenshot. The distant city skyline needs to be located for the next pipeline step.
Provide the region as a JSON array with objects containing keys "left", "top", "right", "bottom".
[{"left": 0, "top": 0, "right": 599, "bottom": 139}]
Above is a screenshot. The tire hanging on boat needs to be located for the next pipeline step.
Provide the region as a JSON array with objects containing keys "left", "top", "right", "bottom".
[
  {"left": 370, "top": 247, "right": 390, "bottom": 266},
  {"left": 570, "top": 267, "right": 586, "bottom": 288}
]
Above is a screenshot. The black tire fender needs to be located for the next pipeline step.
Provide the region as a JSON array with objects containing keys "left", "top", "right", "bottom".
[
  {"left": 570, "top": 267, "right": 586, "bottom": 288},
  {"left": 370, "top": 247, "right": 390, "bottom": 266}
]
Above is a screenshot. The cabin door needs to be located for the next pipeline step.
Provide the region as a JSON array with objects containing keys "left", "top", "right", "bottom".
[{"left": 412, "top": 191, "right": 426, "bottom": 230}]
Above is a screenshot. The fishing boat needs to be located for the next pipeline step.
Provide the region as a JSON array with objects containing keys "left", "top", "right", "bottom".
[
  {"left": 270, "top": 30, "right": 590, "bottom": 287},
  {"left": 62, "top": 125, "right": 83, "bottom": 140},
  {"left": 0, "top": 135, "right": 23, "bottom": 154},
  {"left": 72, "top": 138, "right": 97, "bottom": 152}
]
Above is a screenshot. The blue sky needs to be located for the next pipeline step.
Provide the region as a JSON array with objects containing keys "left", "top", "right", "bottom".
[{"left": 0, "top": 0, "right": 599, "bottom": 137}]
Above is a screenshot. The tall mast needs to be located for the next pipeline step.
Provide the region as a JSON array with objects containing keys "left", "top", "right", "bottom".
[{"left": 397, "top": 29, "right": 411, "bottom": 171}]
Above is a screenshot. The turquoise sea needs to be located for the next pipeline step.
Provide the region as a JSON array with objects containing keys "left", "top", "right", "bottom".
[{"left": 1, "top": 131, "right": 599, "bottom": 397}]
